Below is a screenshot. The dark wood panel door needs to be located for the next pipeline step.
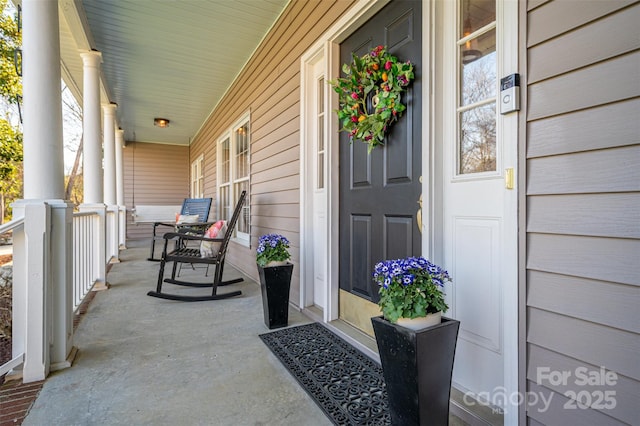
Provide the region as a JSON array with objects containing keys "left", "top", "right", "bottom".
[{"left": 339, "top": 0, "right": 422, "bottom": 302}]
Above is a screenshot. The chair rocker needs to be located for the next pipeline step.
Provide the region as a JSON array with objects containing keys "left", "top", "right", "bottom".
[
  {"left": 148, "top": 197, "right": 213, "bottom": 261},
  {"left": 147, "top": 191, "right": 246, "bottom": 302}
]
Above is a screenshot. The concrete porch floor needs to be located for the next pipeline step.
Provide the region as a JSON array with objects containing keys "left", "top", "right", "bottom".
[{"left": 22, "top": 240, "right": 470, "bottom": 425}]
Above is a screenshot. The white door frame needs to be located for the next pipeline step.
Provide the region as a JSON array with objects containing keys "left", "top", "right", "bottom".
[
  {"left": 300, "top": 0, "right": 433, "bottom": 323},
  {"left": 301, "top": 8, "right": 517, "bottom": 422},
  {"left": 301, "top": 3, "right": 519, "bottom": 420}
]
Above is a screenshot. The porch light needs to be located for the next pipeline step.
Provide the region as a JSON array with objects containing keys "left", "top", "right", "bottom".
[
  {"left": 154, "top": 117, "right": 170, "bottom": 128},
  {"left": 462, "top": 0, "right": 482, "bottom": 64}
]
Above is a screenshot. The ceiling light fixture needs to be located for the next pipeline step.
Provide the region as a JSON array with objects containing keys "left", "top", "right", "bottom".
[
  {"left": 154, "top": 117, "right": 170, "bottom": 128},
  {"left": 462, "top": 0, "right": 482, "bottom": 64}
]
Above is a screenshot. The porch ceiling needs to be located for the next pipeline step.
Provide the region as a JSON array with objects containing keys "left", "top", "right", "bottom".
[{"left": 59, "top": 0, "right": 288, "bottom": 146}]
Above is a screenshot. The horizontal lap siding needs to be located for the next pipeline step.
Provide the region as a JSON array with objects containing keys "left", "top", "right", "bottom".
[
  {"left": 527, "top": 271, "right": 640, "bottom": 333},
  {"left": 523, "top": 1, "right": 640, "bottom": 424},
  {"left": 188, "top": 0, "right": 357, "bottom": 304},
  {"left": 123, "top": 142, "right": 190, "bottom": 240},
  {"left": 527, "top": 99, "right": 640, "bottom": 158},
  {"left": 526, "top": 345, "right": 639, "bottom": 425},
  {"left": 527, "top": 194, "right": 640, "bottom": 238}
]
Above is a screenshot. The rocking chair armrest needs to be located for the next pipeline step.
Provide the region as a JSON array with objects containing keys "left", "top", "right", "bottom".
[
  {"left": 175, "top": 221, "right": 214, "bottom": 234},
  {"left": 161, "top": 232, "right": 224, "bottom": 243}
]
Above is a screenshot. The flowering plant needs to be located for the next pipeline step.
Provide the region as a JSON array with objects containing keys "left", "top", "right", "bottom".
[
  {"left": 256, "top": 234, "right": 291, "bottom": 267},
  {"left": 373, "top": 256, "right": 452, "bottom": 323},
  {"left": 329, "top": 45, "right": 414, "bottom": 152}
]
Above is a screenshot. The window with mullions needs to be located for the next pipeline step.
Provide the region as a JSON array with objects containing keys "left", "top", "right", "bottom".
[
  {"left": 217, "top": 112, "right": 250, "bottom": 245},
  {"left": 191, "top": 154, "right": 204, "bottom": 198},
  {"left": 458, "top": 0, "right": 497, "bottom": 175}
]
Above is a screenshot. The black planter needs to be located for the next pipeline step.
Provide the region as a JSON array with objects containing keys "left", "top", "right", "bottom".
[
  {"left": 371, "top": 316, "right": 460, "bottom": 426},
  {"left": 258, "top": 263, "right": 293, "bottom": 329}
]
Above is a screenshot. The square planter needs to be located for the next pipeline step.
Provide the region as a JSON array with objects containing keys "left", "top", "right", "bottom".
[
  {"left": 258, "top": 263, "right": 293, "bottom": 329},
  {"left": 371, "top": 316, "right": 460, "bottom": 426}
]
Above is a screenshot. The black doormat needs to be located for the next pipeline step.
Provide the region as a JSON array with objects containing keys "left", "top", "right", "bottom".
[{"left": 259, "top": 322, "right": 390, "bottom": 425}]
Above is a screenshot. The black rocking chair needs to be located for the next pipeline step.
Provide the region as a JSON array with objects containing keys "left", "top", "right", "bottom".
[
  {"left": 147, "top": 197, "right": 213, "bottom": 261},
  {"left": 147, "top": 191, "right": 246, "bottom": 302}
]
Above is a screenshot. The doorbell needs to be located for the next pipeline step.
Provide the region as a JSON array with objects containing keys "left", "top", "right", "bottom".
[{"left": 500, "top": 73, "right": 520, "bottom": 114}]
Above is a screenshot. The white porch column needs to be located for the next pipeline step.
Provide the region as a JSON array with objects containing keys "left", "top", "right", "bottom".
[
  {"left": 115, "top": 129, "right": 125, "bottom": 206},
  {"left": 115, "top": 129, "right": 127, "bottom": 249},
  {"left": 103, "top": 104, "right": 119, "bottom": 262},
  {"left": 80, "top": 50, "right": 103, "bottom": 204},
  {"left": 103, "top": 103, "right": 117, "bottom": 205},
  {"left": 18, "top": 0, "right": 74, "bottom": 383},
  {"left": 79, "top": 50, "right": 108, "bottom": 289},
  {"left": 23, "top": 0, "right": 63, "bottom": 199}
]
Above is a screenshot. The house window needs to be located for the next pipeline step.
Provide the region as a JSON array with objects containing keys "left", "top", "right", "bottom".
[
  {"left": 457, "top": 0, "right": 497, "bottom": 175},
  {"left": 217, "top": 112, "right": 250, "bottom": 245},
  {"left": 191, "top": 154, "right": 204, "bottom": 198}
]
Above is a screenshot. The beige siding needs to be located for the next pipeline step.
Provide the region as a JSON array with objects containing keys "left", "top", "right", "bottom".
[
  {"left": 123, "top": 142, "right": 190, "bottom": 240},
  {"left": 522, "top": 1, "right": 640, "bottom": 424},
  {"left": 188, "top": 0, "right": 356, "bottom": 304}
]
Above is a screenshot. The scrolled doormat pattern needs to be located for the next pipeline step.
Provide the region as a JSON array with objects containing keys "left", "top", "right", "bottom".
[{"left": 259, "top": 322, "right": 390, "bottom": 425}]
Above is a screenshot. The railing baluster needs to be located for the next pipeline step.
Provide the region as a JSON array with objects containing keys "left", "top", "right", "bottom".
[{"left": 71, "top": 211, "right": 101, "bottom": 313}]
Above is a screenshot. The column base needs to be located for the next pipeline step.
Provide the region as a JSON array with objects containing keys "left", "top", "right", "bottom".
[
  {"left": 92, "top": 280, "right": 110, "bottom": 291},
  {"left": 50, "top": 346, "right": 78, "bottom": 372}
]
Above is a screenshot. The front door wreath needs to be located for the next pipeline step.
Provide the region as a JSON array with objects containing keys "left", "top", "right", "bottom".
[{"left": 330, "top": 45, "right": 414, "bottom": 152}]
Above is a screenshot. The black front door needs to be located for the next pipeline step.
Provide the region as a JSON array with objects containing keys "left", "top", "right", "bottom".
[{"left": 339, "top": 0, "right": 422, "bottom": 303}]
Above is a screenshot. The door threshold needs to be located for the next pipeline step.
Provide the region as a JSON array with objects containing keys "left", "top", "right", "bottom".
[{"left": 300, "top": 307, "right": 380, "bottom": 363}]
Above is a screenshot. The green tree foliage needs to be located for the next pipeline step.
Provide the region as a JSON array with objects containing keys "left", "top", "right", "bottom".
[
  {"left": 0, "top": 118, "right": 22, "bottom": 220},
  {"left": 0, "top": 0, "right": 21, "bottom": 222},
  {"left": 0, "top": 0, "right": 20, "bottom": 105}
]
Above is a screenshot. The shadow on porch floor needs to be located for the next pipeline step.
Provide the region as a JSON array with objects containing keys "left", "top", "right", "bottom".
[{"left": 20, "top": 240, "right": 470, "bottom": 425}]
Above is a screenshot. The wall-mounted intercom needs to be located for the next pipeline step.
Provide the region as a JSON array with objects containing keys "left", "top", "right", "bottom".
[{"left": 500, "top": 73, "right": 520, "bottom": 114}]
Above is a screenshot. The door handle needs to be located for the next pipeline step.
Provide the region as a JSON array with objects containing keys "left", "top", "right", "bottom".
[
  {"left": 416, "top": 176, "right": 423, "bottom": 234},
  {"left": 416, "top": 193, "right": 423, "bottom": 234}
]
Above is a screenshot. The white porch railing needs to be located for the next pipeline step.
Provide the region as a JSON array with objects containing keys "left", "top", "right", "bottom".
[
  {"left": 118, "top": 206, "right": 127, "bottom": 250},
  {"left": 72, "top": 211, "right": 101, "bottom": 312},
  {"left": 0, "top": 217, "right": 24, "bottom": 377},
  {"left": 105, "top": 206, "right": 119, "bottom": 264},
  {"left": 2, "top": 204, "right": 125, "bottom": 381}
]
